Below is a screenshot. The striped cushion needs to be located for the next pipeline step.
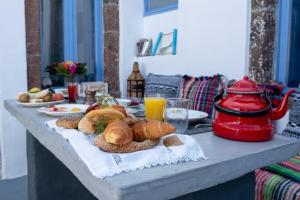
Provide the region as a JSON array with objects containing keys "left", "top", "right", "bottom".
[
  {"left": 256, "top": 169, "right": 300, "bottom": 200},
  {"left": 181, "top": 74, "right": 222, "bottom": 118},
  {"left": 265, "top": 156, "right": 300, "bottom": 183}
]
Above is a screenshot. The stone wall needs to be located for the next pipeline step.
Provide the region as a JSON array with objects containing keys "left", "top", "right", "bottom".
[
  {"left": 25, "top": 0, "right": 41, "bottom": 89},
  {"left": 25, "top": 0, "right": 277, "bottom": 90},
  {"left": 249, "top": 0, "right": 278, "bottom": 83},
  {"left": 103, "top": 0, "right": 120, "bottom": 97}
]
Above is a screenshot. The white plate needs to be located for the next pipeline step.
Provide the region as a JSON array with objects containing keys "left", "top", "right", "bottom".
[
  {"left": 128, "top": 103, "right": 141, "bottom": 109},
  {"left": 116, "top": 98, "right": 131, "bottom": 107},
  {"left": 163, "top": 108, "right": 208, "bottom": 123},
  {"left": 188, "top": 110, "right": 208, "bottom": 122},
  {"left": 54, "top": 88, "right": 68, "bottom": 98},
  {"left": 126, "top": 108, "right": 139, "bottom": 114},
  {"left": 126, "top": 104, "right": 144, "bottom": 115},
  {"left": 38, "top": 104, "right": 89, "bottom": 116},
  {"left": 16, "top": 100, "right": 65, "bottom": 107}
]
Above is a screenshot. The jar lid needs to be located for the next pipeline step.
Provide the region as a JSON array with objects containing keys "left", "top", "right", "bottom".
[{"left": 228, "top": 76, "right": 262, "bottom": 93}]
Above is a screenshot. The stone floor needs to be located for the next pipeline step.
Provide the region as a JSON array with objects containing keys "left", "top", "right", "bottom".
[
  {"left": 0, "top": 176, "right": 27, "bottom": 200},
  {"left": 0, "top": 146, "right": 27, "bottom": 200},
  {"left": 0, "top": 147, "right": 2, "bottom": 179}
]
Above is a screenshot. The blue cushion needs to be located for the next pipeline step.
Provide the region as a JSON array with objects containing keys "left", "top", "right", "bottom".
[{"left": 144, "top": 73, "right": 182, "bottom": 98}]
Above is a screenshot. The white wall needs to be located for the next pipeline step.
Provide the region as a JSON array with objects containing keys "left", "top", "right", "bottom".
[
  {"left": 119, "top": 0, "right": 144, "bottom": 97},
  {"left": 0, "top": 0, "right": 28, "bottom": 179},
  {"left": 119, "top": 0, "right": 251, "bottom": 96}
]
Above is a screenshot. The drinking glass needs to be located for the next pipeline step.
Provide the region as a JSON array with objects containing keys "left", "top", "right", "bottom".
[
  {"left": 67, "top": 82, "right": 78, "bottom": 103},
  {"left": 164, "top": 98, "right": 189, "bottom": 134},
  {"left": 76, "top": 83, "right": 85, "bottom": 104},
  {"left": 144, "top": 93, "right": 166, "bottom": 121}
]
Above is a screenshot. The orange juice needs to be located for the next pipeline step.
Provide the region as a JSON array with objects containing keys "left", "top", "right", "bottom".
[{"left": 145, "top": 97, "right": 166, "bottom": 121}]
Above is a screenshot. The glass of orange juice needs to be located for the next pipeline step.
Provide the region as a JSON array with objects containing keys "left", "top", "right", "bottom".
[{"left": 144, "top": 93, "right": 166, "bottom": 121}]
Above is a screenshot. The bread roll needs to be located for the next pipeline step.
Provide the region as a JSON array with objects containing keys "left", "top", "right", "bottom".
[
  {"left": 163, "top": 135, "right": 183, "bottom": 147},
  {"left": 85, "top": 108, "right": 125, "bottom": 125},
  {"left": 78, "top": 117, "right": 96, "bottom": 134},
  {"left": 123, "top": 117, "right": 143, "bottom": 127},
  {"left": 133, "top": 120, "right": 176, "bottom": 142},
  {"left": 56, "top": 115, "right": 83, "bottom": 129},
  {"left": 111, "top": 104, "right": 127, "bottom": 116},
  {"left": 103, "top": 120, "right": 133, "bottom": 145}
]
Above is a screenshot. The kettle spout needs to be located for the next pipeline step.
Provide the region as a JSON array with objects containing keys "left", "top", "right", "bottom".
[{"left": 270, "top": 89, "right": 296, "bottom": 120}]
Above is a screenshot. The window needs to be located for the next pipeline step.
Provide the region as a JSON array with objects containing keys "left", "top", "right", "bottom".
[
  {"left": 41, "top": 0, "right": 103, "bottom": 87},
  {"left": 40, "top": 0, "right": 65, "bottom": 86},
  {"left": 144, "top": 0, "right": 178, "bottom": 16},
  {"left": 77, "top": 0, "right": 97, "bottom": 81},
  {"left": 276, "top": 0, "right": 300, "bottom": 87},
  {"left": 287, "top": 0, "right": 300, "bottom": 87}
]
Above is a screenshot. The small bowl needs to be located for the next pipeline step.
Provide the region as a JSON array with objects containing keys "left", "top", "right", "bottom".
[{"left": 116, "top": 98, "right": 131, "bottom": 107}]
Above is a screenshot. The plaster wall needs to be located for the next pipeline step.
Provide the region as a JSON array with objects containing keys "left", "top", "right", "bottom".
[
  {"left": 119, "top": 0, "right": 251, "bottom": 96},
  {"left": 0, "top": 0, "right": 28, "bottom": 179},
  {"left": 119, "top": 0, "right": 144, "bottom": 96}
]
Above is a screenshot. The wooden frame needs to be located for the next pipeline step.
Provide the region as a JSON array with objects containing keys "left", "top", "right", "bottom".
[
  {"left": 275, "top": 0, "right": 292, "bottom": 84},
  {"left": 144, "top": 0, "right": 178, "bottom": 16}
]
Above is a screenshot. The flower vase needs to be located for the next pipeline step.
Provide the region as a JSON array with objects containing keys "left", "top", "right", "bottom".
[{"left": 67, "top": 81, "right": 79, "bottom": 103}]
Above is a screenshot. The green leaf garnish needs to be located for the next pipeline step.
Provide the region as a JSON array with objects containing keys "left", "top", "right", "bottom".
[{"left": 96, "top": 120, "right": 107, "bottom": 135}]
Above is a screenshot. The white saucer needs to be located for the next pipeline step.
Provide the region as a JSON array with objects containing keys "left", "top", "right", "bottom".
[{"left": 188, "top": 110, "right": 208, "bottom": 123}]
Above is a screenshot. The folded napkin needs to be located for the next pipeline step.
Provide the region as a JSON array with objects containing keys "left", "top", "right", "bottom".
[
  {"left": 281, "top": 123, "right": 300, "bottom": 139},
  {"left": 46, "top": 120, "right": 206, "bottom": 178}
]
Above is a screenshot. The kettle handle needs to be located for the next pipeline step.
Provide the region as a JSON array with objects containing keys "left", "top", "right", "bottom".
[{"left": 213, "top": 91, "right": 272, "bottom": 117}]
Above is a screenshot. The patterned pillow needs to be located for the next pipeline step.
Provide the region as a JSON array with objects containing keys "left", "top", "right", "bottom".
[
  {"left": 181, "top": 74, "right": 222, "bottom": 118},
  {"left": 145, "top": 73, "right": 182, "bottom": 98},
  {"left": 258, "top": 83, "right": 285, "bottom": 107}
]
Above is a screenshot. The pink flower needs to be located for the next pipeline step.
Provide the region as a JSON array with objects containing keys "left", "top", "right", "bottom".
[{"left": 70, "top": 64, "right": 77, "bottom": 75}]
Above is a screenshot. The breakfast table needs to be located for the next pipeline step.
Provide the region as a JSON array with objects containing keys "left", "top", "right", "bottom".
[{"left": 4, "top": 99, "right": 300, "bottom": 200}]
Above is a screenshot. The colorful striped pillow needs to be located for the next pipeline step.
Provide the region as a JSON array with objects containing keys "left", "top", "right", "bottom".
[
  {"left": 256, "top": 169, "right": 300, "bottom": 200},
  {"left": 181, "top": 75, "right": 222, "bottom": 118},
  {"left": 265, "top": 156, "right": 300, "bottom": 183}
]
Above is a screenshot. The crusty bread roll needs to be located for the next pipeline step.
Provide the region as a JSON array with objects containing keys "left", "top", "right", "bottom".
[
  {"left": 111, "top": 104, "right": 127, "bottom": 116},
  {"left": 163, "top": 135, "right": 183, "bottom": 147},
  {"left": 56, "top": 115, "right": 83, "bottom": 129},
  {"left": 103, "top": 120, "right": 133, "bottom": 145},
  {"left": 133, "top": 120, "right": 176, "bottom": 142},
  {"left": 125, "top": 112, "right": 136, "bottom": 119},
  {"left": 78, "top": 117, "right": 96, "bottom": 134},
  {"left": 123, "top": 117, "right": 143, "bottom": 127},
  {"left": 85, "top": 108, "right": 125, "bottom": 125}
]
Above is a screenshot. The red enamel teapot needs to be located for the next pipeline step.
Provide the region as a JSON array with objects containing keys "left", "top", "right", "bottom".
[{"left": 212, "top": 76, "right": 295, "bottom": 142}]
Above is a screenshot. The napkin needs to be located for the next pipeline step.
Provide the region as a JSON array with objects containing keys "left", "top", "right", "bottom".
[{"left": 46, "top": 120, "right": 207, "bottom": 178}]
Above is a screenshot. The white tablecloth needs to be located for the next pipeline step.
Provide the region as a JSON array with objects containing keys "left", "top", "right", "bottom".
[{"left": 46, "top": 119, "right": 207, "bottom": 178}]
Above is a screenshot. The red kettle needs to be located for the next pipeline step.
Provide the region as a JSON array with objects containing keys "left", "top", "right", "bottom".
[{"left": 212, "top": 76, "right": 295, "bottom": 142}]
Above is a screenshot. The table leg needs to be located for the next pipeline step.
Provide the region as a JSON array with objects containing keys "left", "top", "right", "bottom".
[
  {"left": 173, "top": 172, "right": 255, "bottom": 200},
  {"left": 26, "top": 131, "right": 97, "bottom": 200}
]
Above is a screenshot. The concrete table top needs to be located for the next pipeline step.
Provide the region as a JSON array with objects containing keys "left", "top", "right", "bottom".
[{"left": 4, "top": 99, "right": 300, "bottom": 200}]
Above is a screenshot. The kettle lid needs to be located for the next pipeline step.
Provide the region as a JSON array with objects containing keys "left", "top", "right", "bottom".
[{"left": 228, "top": 76, "right": 262, "bottom": 93}]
